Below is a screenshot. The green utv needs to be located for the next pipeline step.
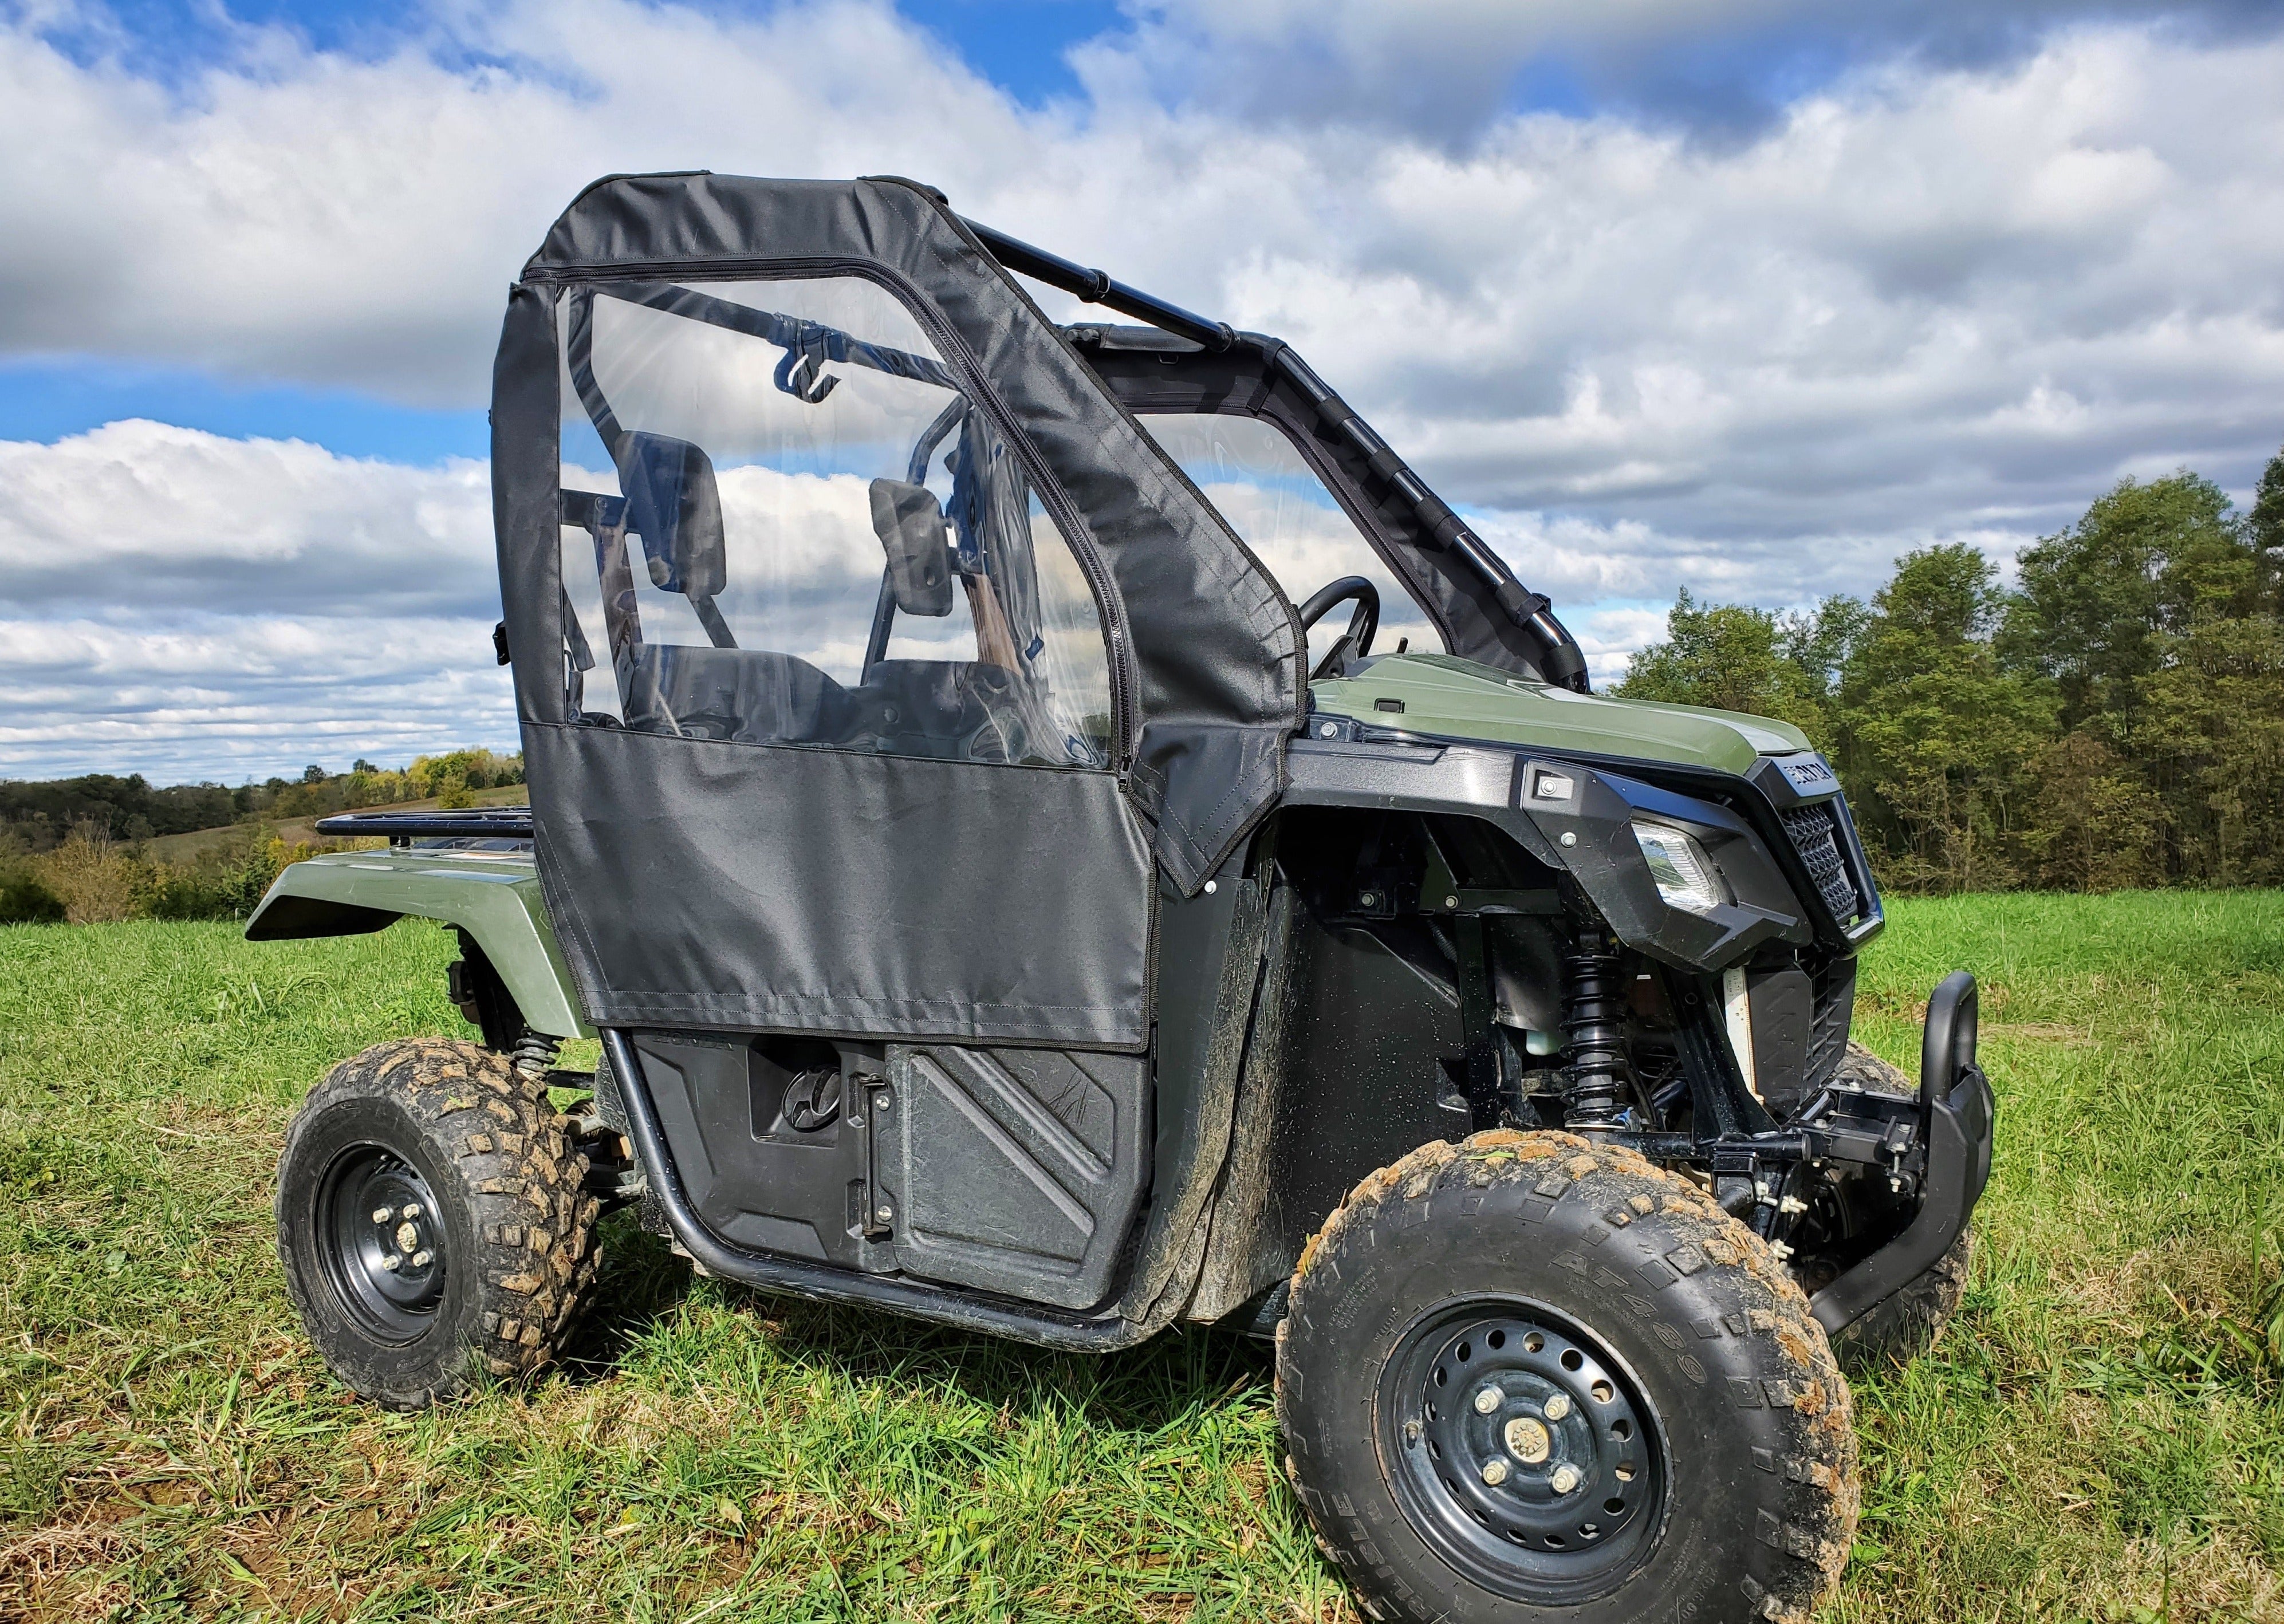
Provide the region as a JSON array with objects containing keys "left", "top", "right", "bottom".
[{"left": 253, "top": 174, "right": 1993, "bottom": 1623}]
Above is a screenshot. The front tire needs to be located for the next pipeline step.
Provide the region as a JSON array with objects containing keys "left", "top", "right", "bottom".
[
  {"left": 1277, "top": 1131, "right": 1857, "bottom": 1624},
  {"left": 277, "top": 1039, "right": 601, "bottom": 1409}
]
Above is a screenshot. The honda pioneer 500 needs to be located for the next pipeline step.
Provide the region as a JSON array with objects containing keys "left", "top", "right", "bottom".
[{"left": 252, "top": 173, "right": 1994, "bottom": 1623}]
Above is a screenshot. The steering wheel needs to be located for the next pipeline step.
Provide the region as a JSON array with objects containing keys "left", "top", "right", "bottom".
[{"left": 1298, "top": 576, "right": 1381, "bottom": 681}]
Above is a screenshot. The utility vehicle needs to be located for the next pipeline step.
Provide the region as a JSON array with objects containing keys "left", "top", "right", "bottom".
[{"left": 254, "top": 172, "right": 1994, "bottom": 1623}]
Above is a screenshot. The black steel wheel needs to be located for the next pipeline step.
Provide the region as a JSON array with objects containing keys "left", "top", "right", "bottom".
[
  {"left": 1380, "top": 1298, "right": 1666, "bottom": 1603},
  {"left": 1278, "top": 1130, "right": 1858, "bottom": 1624},
  {"left": 315, "top": 1146, "right": 450, "bottom": 1340},
  {"left": 277, "top": 1039, "right": 601, "bottom": 1410}
]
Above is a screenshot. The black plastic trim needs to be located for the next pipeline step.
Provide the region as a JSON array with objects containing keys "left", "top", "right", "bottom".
[
  {"left": 1810, "top": 973, "right": 1996, "bottom": 1335},
  {"left": 602, "top": 1030, "right": 1152, "bottom": 1350},
  {"left": 315, "top": 810, "right": 535, "bottom": 840}
]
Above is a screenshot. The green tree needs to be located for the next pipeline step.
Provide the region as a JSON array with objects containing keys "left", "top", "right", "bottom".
[
  {"left": 2135, "top": 599, "right": 2284, "bottom": 886},
  {"left": 1613, "top": 589, "right": 1829, "bottom": 742},
  {"left": 1999, "top": 472, "right": 2255, "bottom": 736},
  {"left": 2018, "top": 730, "right": 2164, "bottom": 891},
  {"left": 1833, "top": 546, "right": 2054, "bottom": 893},
  {"left": 2251, "top": 440, "right": 2284, "bottom": 580},
  {"left": 1780, "top": 594, "right": 1872, "bottom": 705}
]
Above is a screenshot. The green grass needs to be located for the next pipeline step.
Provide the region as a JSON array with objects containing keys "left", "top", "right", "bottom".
[{"left": 1, "top": 893, "right": 2280, "bottom": 1620}]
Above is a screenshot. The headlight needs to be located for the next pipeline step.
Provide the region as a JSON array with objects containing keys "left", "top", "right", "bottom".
[{"left": 1631, "top": 821, "right": 1727, "bottom": 915}]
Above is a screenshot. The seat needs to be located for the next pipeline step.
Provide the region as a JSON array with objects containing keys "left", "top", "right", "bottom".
[
  {"left": 627, "top": 646, "right": 859, "bottom": 745},
  {"left": 848, "top": 660, "right": 1034, "bottom": 762}
]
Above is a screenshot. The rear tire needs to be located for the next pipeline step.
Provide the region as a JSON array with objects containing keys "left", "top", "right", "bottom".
[
  {"left": 1817, "top": 1042, "right": 1972, "bottom": 1374},
  {"left": 277, "top": 1039, "right": 601, "bottom": 1409},
  {"left": 1277, "top": 1131, "right": 1857, "bottom": 1623}
]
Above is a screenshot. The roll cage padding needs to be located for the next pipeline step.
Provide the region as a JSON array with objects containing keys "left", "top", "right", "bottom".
[{"left": 499, "top": 173, "right": 1305, "bottom": 894}]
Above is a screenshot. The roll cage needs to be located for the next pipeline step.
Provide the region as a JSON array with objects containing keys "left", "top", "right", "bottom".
[
  {"left": 964, "top": 219, "right": 1590, "bottom": 692},
  {"left": 545, "top": 200, "right": 1590, "bottom": 726}
]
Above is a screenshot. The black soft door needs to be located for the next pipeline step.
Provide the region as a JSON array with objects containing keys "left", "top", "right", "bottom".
[{"left": 528, "top": 273, "right": 1152, "bottom": 1050}]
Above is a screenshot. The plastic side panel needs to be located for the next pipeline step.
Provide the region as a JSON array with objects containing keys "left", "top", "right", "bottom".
[
  {"left": 1188, "top": 900, "right": 1470, "bottom": 1320},
  {"left": 526, "top": 721, "right": 1152, "bottom": 1048},
  {"left": 881, "top": 1044, "right": 1148, "bottom": 1311},
  {"left": 633, "top": 1032, "right": 872, "bottom": 1270},
  {"left": 245, "top": 856, "right": 588, "bottom": 1038}
]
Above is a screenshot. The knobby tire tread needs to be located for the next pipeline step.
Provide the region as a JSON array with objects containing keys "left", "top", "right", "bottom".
[
  {"left": 277, "top": 1039, "right": 601, "bottom": 1410},
  {"left": 1277, "top": 1129, "right": 1860, "bottom": 1624}
]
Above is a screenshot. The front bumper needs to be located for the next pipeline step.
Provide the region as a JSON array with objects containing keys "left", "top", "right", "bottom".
[{"left": 1810, "top": 972, "right": 1996, "bottom": 1336}]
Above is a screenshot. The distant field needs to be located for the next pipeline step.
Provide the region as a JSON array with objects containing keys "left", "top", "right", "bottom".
[
  {"left": 141, "top": 786, "right": 531, "bottom": 865},
  {"left": 2, "top": 893, "right": 2280, "bottom": 1620}
]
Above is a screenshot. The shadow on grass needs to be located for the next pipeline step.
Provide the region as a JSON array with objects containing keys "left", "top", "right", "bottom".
[{"left": 555, "top": 1209, "right": 1278, "bottom": 1436}]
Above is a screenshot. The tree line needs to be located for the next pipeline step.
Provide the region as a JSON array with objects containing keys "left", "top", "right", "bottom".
[
  {"left": 0, "top": 750, "right": 525, "bottom": 924},
  {"left": 1616, "top": 446, "right": 2284, "bottom": 894},
  {"left": 0, "top": 749, "right": 525, "bottom": 855}
]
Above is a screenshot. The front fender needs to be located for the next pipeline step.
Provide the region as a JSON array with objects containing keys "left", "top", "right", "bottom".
[{"left": 245, "top": 851, "right": 589, "bottom": 1038}]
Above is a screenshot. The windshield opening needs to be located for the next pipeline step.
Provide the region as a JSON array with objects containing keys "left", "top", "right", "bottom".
[{"left": 1135, "top": 414, "right": 1441, "bottom": 658}]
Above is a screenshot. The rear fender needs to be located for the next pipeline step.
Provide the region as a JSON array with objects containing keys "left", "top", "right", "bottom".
[{"left": 245, "top": 853, "right": 589, "bottom": 1039}]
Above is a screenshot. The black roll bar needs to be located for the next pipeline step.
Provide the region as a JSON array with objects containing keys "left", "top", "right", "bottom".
[
  {"left": 963, "top": 220, "right": 1238, "bottom": 353},
  {"left": 962, "top": 216, "right": 1591, "bottom": 691}
]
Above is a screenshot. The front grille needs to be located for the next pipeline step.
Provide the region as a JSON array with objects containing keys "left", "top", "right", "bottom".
[{"left": 1780, "top": 802, "right": 1861, "bottom": 925}]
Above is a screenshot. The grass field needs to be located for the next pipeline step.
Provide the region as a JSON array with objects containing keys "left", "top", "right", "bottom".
[{"left": 2, "top": 892, "right": 2281, "bottom": 1621}]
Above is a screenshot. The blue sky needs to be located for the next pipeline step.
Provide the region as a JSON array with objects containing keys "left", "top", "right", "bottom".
[{"left": 3, "top": 0, "right": 2282, "bottom": 782}]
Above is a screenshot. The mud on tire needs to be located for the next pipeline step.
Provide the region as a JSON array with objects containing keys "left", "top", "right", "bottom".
[
  {"left": 1276, "top": 1130, "right": 1858, "bottom": 1624},
  {"left": 277, "top": 1039, "right": 601, "bottom": 1410}
]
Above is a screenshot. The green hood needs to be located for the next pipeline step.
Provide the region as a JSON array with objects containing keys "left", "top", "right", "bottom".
[{"left": 1310, "top": 652, "right": 1813, "bottom": 777}]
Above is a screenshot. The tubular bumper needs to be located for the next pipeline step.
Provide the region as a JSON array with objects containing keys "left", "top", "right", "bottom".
[{"left": 1810, "top": 972, "right": 1996, "bottom": 1337}]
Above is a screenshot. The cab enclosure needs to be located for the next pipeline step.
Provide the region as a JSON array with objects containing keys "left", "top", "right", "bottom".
[{"left": 264, "top": 172, "right": 1991, "bottom": 1352}]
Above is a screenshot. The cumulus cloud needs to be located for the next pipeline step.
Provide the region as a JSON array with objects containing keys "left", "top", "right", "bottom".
[
  {"left": 3, "top": 1, "right": 2283, "bottom": 778},
  {"left": 0, "top": 423, "right": 510, "bottom": 778},
  {"left": 0, "top": 612, "right": 515, "bottom": 782},
  {"left": 0, "top": 420, "right": 494, "bottom": 614}
]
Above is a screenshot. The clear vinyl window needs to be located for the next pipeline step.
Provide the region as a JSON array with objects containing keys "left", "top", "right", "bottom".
[
  {"left": 1137, "top": 413, "right": 1439, "bottom": 657},
  {"left": 557, "top": 277, "right": 1112, "bottom": 768}
]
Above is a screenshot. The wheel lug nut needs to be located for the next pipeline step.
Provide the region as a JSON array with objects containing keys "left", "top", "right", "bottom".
[
  {"left": 411, "top": 1251, "right": 432, "bottom": 1267},
  {"left": 1480, "top": 1458, "right": 1510, "bottom": 1486},
  {"left": 380, "top": 1254, "right": 401, "bottom": 1272},
  {"left": 1472, "top": 1385, "right": 1503, "bottom": 1415},
  {"left": 1543, "top": 1393, "right": 1572, "bottom": 1422},
  {"left": 401, "top": 1203, "right": 422, "bottom": 1220},
  {"left": 1550, "top": 1464, "right": 1581, "bottom": 1495},
  {"left": 372, "top": 1207, "right": 392, "bottom": 1224}
]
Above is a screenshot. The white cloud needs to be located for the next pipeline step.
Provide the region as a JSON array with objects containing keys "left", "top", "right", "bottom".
[
  {"left": 0, "top": 612, "right": 517, "bottom": 782},
  {"left": 0, "top": 420, "right": 494, "bottom": 614},
  {"left": 0, "top": 423, "right": 509, "bottom": 779},
  {"left": 2, "top": 2, "right": 2282, "bottom": 776}
]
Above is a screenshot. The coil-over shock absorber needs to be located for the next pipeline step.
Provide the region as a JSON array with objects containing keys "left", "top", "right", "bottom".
[
  {"left": 509, "top": 1030, "right": 561, "bottom": 1083},
  {"left": 1560, "top": 932, "right": 1633, "bottom": 1131}
]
